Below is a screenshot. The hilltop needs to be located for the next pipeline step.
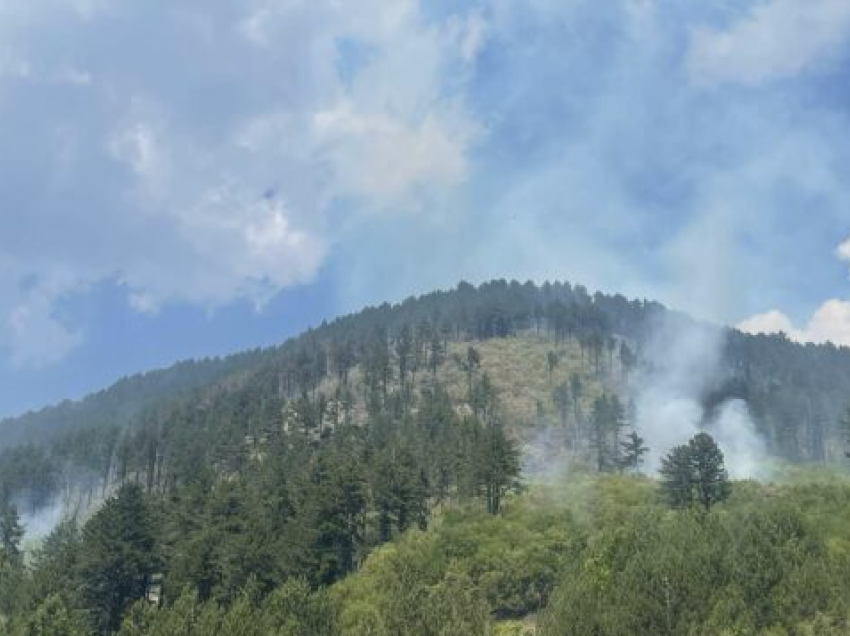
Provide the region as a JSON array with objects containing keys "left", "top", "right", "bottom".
[{"left": 2, "top": 279, "right": 850, "bottom": 513}]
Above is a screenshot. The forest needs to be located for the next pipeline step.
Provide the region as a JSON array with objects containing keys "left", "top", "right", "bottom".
[{"left": 2, "top": 279, "right": 850, "bottom": 634}]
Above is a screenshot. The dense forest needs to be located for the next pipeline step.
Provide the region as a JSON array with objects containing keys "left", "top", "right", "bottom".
[{"left": 2, "top": 279, "right": 850, "bottom": 634}]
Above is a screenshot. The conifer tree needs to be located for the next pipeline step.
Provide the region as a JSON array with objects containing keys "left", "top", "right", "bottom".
[
  {"left": 660, "top": 432, "right": 731, "bottom": 511},
  {"left": 660, "top": 444, "right": 694, "bottom": 509},
  {"left": 689, "top": 432, "right": 731, "bottom": 511},
  {"left": 546, "top": 350, "right": 559, "bottom": 385},
  {"left": 619, "top": 431, "right": 649, "bottom": 473},
  {"left": 78, "top": 483, "right": 158, "bottom": 634}
]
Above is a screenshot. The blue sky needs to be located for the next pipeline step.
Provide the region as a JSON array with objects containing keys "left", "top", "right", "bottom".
[{"left": 2, "top": 0, "right": 850, "bottom": 417}]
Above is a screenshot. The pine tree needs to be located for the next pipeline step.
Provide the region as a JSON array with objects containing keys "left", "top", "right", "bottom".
[
  {"left": 660, "top": 433, "right": 731, "bottom": 511},
  {"left": 475, "top": 420, "right": 521, "bottom": 515},
  {"left": 78, "top": 483, "right": 158, "bottom": 634},
  {"left": 546, "top": 350, "right": 559, "bottom": 385},
  {"left": 552, "top": 382, "right": 571, "bottom": 430},
  {"left": 0, "top": 500, "right": 24, "bottom": 565},
  {"left": 660, "top": 444, "right": 695, "bottom": 509},
  {"left": 0, "top": 501, "right": 25, "bottom": 617},
  {"left": 689, "top": 432, "right": 731, "bottom": 511},
  {"left": 619, "top": 431, "right": 649, "bottom": 473}
]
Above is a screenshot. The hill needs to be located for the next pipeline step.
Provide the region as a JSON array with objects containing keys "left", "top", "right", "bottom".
[
  {"left": 2, "top": 278, "right": 849, "bottom": 513},
  {"left": 2, "top": 279, "right": 850, "bottom": 634}
]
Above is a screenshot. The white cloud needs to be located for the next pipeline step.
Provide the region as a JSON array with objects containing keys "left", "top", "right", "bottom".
[
  {"left": 737, "top": 310, "right": 795, "bottom": 337},
  {"left": 0, "top": 270, "right": 83, "bottom": 368},
  {"left": 739, "top": 235, "right": 850, "bottom": 346},
  {"left": 0, "top": 0, "right": 482, "bottom": 365},
  {"left": 7, "top": 296, "right": 81, "bottom": 368},
  {"left": 312, "top": 101, "right": 475, "bottom": 208},
  {"left": 738, "top": 301, "right": 850, "bottom": 347},
  {"left": 687, "top": 0, "right": 850, "bottom": 86},
  {"left": 837, "top": 236, "right": 850, "bottom": 264}
]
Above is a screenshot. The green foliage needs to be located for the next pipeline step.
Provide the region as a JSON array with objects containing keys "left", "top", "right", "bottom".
[
  {"left": 660, "top": 432, "right": 731, "bottom": 511},
  {"left": 333, "top": 532, "right": 492, "bottom": 636},
  {"left": 539, "top": 496, "right": 850, "bottom": 636},
  {"left": 618, "top": 430, "right": 648, "bottom": 473},
  {"left": 6, "top": 594, "right": 89, "bottom": 636},
  {"left": 78, "top": 483, "right": 158, "bottom": 634}
]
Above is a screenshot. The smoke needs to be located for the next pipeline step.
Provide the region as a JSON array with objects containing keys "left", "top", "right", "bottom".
[
  {"left": 522, "top": 423, "right": 573, "bottom": 484},
  {"left": 712, "top": 399, "right": 769, "bottom": 480},
  {"left": 20, "top": 501, "right": 65, "bottom": 541},
  {"left": 635, "top": 312, "right": 770, "bottom": 480}
]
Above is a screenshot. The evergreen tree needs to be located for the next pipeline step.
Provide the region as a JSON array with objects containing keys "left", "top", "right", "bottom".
[
  {"left": 619, "top": 431, "right": 649, "bottom": 473},
  {"left": 552, "top": 382, "right": 571, "bottom": 430},
  {"left": 476, "top": 420, "right": 521, "bottom": 515},
  {"left": 15, "top": 594, "right": 89, "bottom": 636},
  {"left": 660, "top": 444, "right": 695, "bottom": 509},
  {"left": 455, "top": 346, "right": 481, "bottom": 402},
  {"left": 689, "top": 432, "right": 731, "bottom": 511},
  {"left": 546, "top": 351, "right": 559, "bottom": 385},
  {"left": 570, "top": 373, "right": 583, "bottom": 427},
  {"left": 660, "top": 433, "right": 731, "bottom": 511},
  {"left": 0, "top": 500, "right": 24, "bottom": 565},
  {"left": 78, "top": 483, "right": 158, "bottom": 634},
  {"left": 0, "top": 500, "right": 25, "bottom": 617},
  {"left": 29, "top": 520, "right": 83, "bottom": 610}
]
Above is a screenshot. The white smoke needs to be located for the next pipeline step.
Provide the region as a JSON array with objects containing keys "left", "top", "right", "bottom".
[
  {"left": 635, "top": 313, "right": 770, "bottom": 480},
  {"left": 20, "top": 502, "right": 65, "bottom": 541},
  {"left": 712, "top": 399, "right": 769, "bottom": 480}
]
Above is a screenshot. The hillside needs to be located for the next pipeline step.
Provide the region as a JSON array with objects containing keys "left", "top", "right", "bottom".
[
  {"left": 2, "top": 280, "right": 850, "bottom": 634},
  {"left": 2, "top": 278, "right": 849, "bottom": 511}
]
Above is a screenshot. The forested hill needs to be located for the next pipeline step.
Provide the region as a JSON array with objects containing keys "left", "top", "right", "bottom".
[
  {"left": 4, "top": 279, "right": 850, "bottom": 634},
  {"left": 0, "top": 351, "right": 271, "bottom": 448},
  {"left": 2, "top": 278, "right": 850, "bottom": 512}
]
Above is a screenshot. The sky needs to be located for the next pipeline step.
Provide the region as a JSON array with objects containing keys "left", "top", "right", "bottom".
[{"left": 2, "top": 0, "right": 850, "bottom": 418}]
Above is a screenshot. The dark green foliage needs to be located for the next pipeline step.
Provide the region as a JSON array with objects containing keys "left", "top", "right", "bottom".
[
  {"left": 78, "top": 484, "right": 158, "bottom": 634},
  {"left": 0, "top": 500, "right": 25, "bottom": 616},
  {"left": 618, "top": 430, "right": 648, "bottom": 473},
  {"left": 660, "top": 444, "right": 696, "bottom": 509},
  {"left": 689, "top": 432, "right": 732, "bottom": 510},
  {"left": 28, "top": 520, "right": 83, "bottom": 611},
  {"left": 660, "top": 433, "right": 731, "bottom": 511},
  {"left": 589, "top": 394, "right": 625, "bottom": 473},
  {"left": 7, "top": 593, "right": 90, "bottom": 636},
  {"left": 0, "top": 500, "right": 23, "bottom": 564}
]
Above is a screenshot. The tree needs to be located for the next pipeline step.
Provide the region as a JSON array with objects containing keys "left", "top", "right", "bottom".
[
  {"left": 619, "top": 342, "right": 637, "bottom": 382},
  {"left": 546, "top": 351, "right": 559, "bottom": 385},
  {"left": 29, "top": 520, "right": 83, "bottom": 611},
  {"left": 589, "top": 394, "right": 624, "bottom": 472},
  {"left": 78, "top": 483, "right": 158, "bottom": 634},
  {"left": 455, "top": 346, "right": 481, "bottom": 401},
  {"left": 395, "top": 324, "right": 414, "bottom": 393},
  {"left": 689, "top": 432, "right": 731, "bottom": 511},
  {"left": 552, "top": 383, "right": 571, "bottom": 430},
  {"left": 15, "top": 594, "right": 90, "bottom": 636},
  {"left": 660, "top": 433, "right": 730, "bottom": 511},
  {"left": 373, "top": 444, "right": 429, "bottom": 542},
  {"left": 475, "top": 420, "right": 521, "bottom": 515},
  {"left": 660, "top": 444, "right": 695, "bottom": 509},
  {"left": 570, "top": 374, "right": 583, "bottom": 427},
  {"left": 0, "top": 500, "right": 25, "bottom": 617},
  {"left": 0, "top": 500, "right": 24, "bottom": 565},
  {"left": 428, "top": 327, "right": 445, "bottom": 379},
  {"left": 619, "top": 431, "right": 648, "bottom": 473}
]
